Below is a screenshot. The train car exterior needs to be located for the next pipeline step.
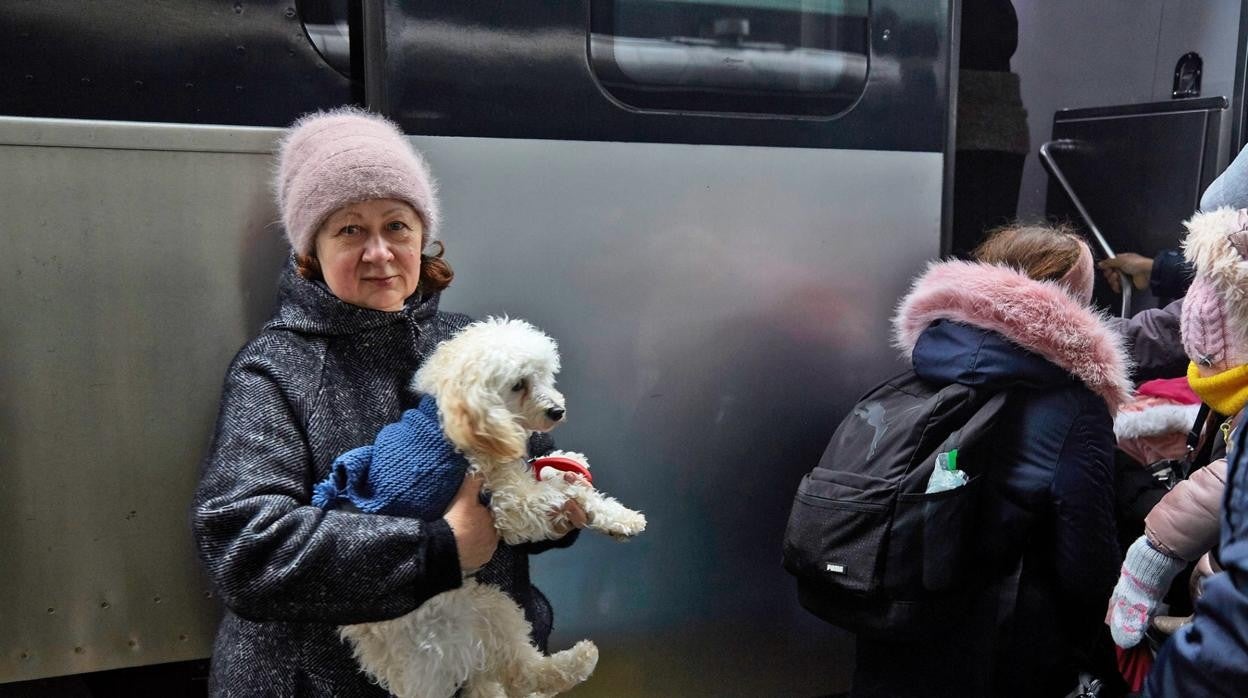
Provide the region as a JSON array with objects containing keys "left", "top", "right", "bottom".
[{"left": 0, "top": 1, "right": 955, "bottom": 694}]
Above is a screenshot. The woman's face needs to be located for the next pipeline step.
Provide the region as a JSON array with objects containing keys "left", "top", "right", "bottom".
[{"left": 314, "top": 199, "right": 424, "bottom": 312}]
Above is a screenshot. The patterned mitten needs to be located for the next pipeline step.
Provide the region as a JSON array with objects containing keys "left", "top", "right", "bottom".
[{"left": 1105, "top": 535, "right": 1187, "bottom": 648}]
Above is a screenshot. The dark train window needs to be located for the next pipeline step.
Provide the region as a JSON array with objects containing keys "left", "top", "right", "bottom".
[{"left": 589, "top": 0, "right": 870, "bottom": 118}]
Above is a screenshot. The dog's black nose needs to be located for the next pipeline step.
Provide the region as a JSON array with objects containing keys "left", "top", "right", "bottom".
[{"left": 546, "top": 407, "right": 565, "bottom": 421}]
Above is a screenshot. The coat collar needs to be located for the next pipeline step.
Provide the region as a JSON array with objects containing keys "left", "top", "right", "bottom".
[
  {"left": 265, "top": 256, "right": 441, "bottom": 336},
  {"left": 893, "top": 259, "right": 1132, "bottom": 411}
]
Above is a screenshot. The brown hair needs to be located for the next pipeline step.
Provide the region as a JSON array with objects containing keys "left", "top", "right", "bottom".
[
  {"left": 296, "top": 239, "right": 455, "bottom": 294},
  {"left": 971, "top": 224, "right": 1087, "bottom": 283}
]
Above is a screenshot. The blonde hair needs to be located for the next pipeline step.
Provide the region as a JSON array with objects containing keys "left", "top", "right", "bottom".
[{"left": 971, "top": 224, "right": 1087, "bottom": 283}]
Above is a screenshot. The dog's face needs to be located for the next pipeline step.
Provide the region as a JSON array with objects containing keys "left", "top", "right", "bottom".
[
  {"left": 413, "top": 318, "right": 565, "bottom": 461},
  {"left": 502, "top": 357, "right": 566, "bottom": 434}
]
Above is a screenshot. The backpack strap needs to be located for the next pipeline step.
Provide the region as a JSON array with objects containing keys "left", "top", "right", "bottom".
[
  {"left": 1172, "top": 403, "right": 1217, "bottom": 483},
  {"left": 937, "top": 390, "right": 1012, "bottom": 455}
]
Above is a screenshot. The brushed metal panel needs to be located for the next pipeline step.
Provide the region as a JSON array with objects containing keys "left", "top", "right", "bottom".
[
  {"left": 0, "top": 117, "right": 287, "bottom": 683},
  {"left": 412, "top": 136, "right": 942, "bottom": 696},
  {"left": 0, "top": 118, "right": 941, "bottom": 695}
]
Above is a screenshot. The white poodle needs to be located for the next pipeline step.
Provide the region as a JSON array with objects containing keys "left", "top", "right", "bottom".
[{"left": 339, "top": 317, "right": 647, "bottom": 698}]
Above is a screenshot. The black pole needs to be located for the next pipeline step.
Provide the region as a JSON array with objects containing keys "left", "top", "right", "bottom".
[{"left": 361, "top": 0, "right": 389, "bottom": 114}]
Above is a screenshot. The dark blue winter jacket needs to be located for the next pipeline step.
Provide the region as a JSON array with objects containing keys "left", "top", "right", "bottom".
[
  {"left": 1146, "top": 411, "right": 1248, "bottom": 697},
  {"left": 913, "top": 320, "right": 1121, "bottom": 603},
  {"left": 853, "top": 320, "right": 1121, "bottom": 697}
]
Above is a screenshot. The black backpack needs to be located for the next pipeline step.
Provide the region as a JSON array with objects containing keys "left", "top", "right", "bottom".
[{"left": 782, "top": 370, "right": 1010, "bottom": 638}]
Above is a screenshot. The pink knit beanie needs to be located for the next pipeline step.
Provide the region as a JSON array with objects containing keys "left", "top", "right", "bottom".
[
  {"left": 1180, "top": 207, "right": 1248, "bottom": 372},
  {"left": 275, "top": 107, "right": 440, "bottom": 256}
]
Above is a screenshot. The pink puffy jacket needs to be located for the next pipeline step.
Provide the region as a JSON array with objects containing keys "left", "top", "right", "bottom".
[{"left": 1145, "top": 458, "right": 1228, "bottom": 561}]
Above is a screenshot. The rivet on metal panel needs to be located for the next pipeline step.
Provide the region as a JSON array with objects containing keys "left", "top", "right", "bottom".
[
  {"left": 25, "top": 74, "right": 33, "bottom": 82},
  {"left": 179, "top": 634, "right": 188, "bottom": 642},
  {"left": 19, "top": 651, "right": 30, "bottom": 660},
  {"left": 46, "top": 607, "right": 55, "bottom": 614},
  {"left": 153, "top": 595, "right": 162, "bottom": 604},
  {"left": 236, "top": 45, "right": 246, "bottom": 56},
  {"left": 125, "top": 510, "right": 137, "bottom": 520},
  {"left": 80, "top": 77, "right": 91, "bottom": 86},
  {"left": 99, "top": 601, "right": 110, "bottom": 609},
  {"left": 284, "top": 7, "right": 297, "bottom": 20},
  {"left": 233, "top": 2, "right": 243, "bottom": 14},
  {"left": 73, "top": 646, "right": 84, "bottom": 655},
  {"left": 134, "top": 80, "right": 144, "bottom": 90},
  {"left": 235, "top": 85, "right": 245, "bottom": 93},
  {"left": 204, "top": 591, "right": 213, "bottom": 599},
  {"left": 127, "top": 639, "right": 138, "bottom": 649}
]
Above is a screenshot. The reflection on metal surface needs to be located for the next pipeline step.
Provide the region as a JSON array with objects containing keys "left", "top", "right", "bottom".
[
  {"left": 0, "top": 117, "right": 287, "bottom": 683},
  {"left": 413, "top": 135, "right": 943, "bottom": 695},
  {"left": 0, "top": 116, "right": 941, "bottom": 694}
]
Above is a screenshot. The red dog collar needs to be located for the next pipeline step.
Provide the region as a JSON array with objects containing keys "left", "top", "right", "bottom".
[{"left": 531, "top": 456, "right": 593, "bottom": 484}]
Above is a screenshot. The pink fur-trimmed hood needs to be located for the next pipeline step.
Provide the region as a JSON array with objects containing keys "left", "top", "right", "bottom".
[{"left": 894, "top": 260, "right": 1133, "bottom": 411}]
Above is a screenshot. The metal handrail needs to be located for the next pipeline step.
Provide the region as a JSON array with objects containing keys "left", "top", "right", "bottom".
[{"left": 1040, "top": 139, "right": 1133, "bottom": 318}]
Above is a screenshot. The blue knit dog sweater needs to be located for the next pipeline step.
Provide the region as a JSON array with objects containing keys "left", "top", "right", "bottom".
[{"left": 312, "top": 395, "right": 469, "bottom": 519}]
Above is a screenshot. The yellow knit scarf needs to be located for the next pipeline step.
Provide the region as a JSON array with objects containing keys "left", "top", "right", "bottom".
[{"left": 1187, "top": 362, "right": 1248, "bottom": 415}]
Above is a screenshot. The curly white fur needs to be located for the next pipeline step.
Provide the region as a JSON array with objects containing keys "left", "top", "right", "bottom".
[{"left": 339, "top": 317, "right": 646, "bottom": 698}]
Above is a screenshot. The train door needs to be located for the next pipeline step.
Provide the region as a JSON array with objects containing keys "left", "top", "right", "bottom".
[{"left": 0, "top": 1, "right": 955, "bottom": 694}]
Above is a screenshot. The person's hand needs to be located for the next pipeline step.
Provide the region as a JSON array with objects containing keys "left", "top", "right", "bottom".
[
  {"left": 1105, "top": 536, "right": 1187, "bottom": 648},
  {"left": 1190, "top": 551, "right": 1218, "bottom": 602},
  {"left": 1098, "top": 253, "right": 1154, "bottom": 293},
  {"left": 550, "top": 472, "right": 594, "bottom": 537},
  {"left": 443, "top": 474, "right": 499, "bottom": 572}
]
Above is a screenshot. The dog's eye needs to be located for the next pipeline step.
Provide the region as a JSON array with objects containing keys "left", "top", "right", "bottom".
[{"left": 511, "top": 379, "right": 525, "bottom": 392}]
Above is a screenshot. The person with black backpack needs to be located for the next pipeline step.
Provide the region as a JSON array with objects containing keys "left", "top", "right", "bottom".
[{"left": 785, "top": 225, "right": 1131, "bottom": 696}]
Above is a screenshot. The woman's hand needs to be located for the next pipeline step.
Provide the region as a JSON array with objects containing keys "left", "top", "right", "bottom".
[
  {"left": 444, "top": 474, "right": 499, "bottom": 572},
  {"left": 550, "top": 472, "right": 593, "bottom": 537}
]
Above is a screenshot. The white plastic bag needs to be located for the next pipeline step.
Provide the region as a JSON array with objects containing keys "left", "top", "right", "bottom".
[{"left": 925, "top": 449, "right": 968, "bottom": 493}]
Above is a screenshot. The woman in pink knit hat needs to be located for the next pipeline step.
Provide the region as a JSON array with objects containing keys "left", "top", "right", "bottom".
[{"left": 191, "top": 108, "right": 582, "bottom": 697}]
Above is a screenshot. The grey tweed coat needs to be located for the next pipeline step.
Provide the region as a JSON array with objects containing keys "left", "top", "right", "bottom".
[{"left": 192, "top": 261, "right": 571, "bottom": 696}]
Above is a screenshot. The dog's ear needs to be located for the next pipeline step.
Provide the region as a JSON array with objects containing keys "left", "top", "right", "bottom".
[{"left": 440, "top": 372, "right": 528, "bottom": 462}]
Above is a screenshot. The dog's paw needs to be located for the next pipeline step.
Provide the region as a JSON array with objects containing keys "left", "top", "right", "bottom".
[
  {"left": 539, "top": 640, "right": 598, "bottom": 694},
  {"left": 602, "top": 510, "right": 647, "bottom": 540},
  {"left": 564, "top": 640, "right": 599, "bottom": 683}
]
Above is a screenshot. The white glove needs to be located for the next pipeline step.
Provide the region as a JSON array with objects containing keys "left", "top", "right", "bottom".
[{"left": 1105, "top": 535, "right": 1187, "bottom": 648}]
